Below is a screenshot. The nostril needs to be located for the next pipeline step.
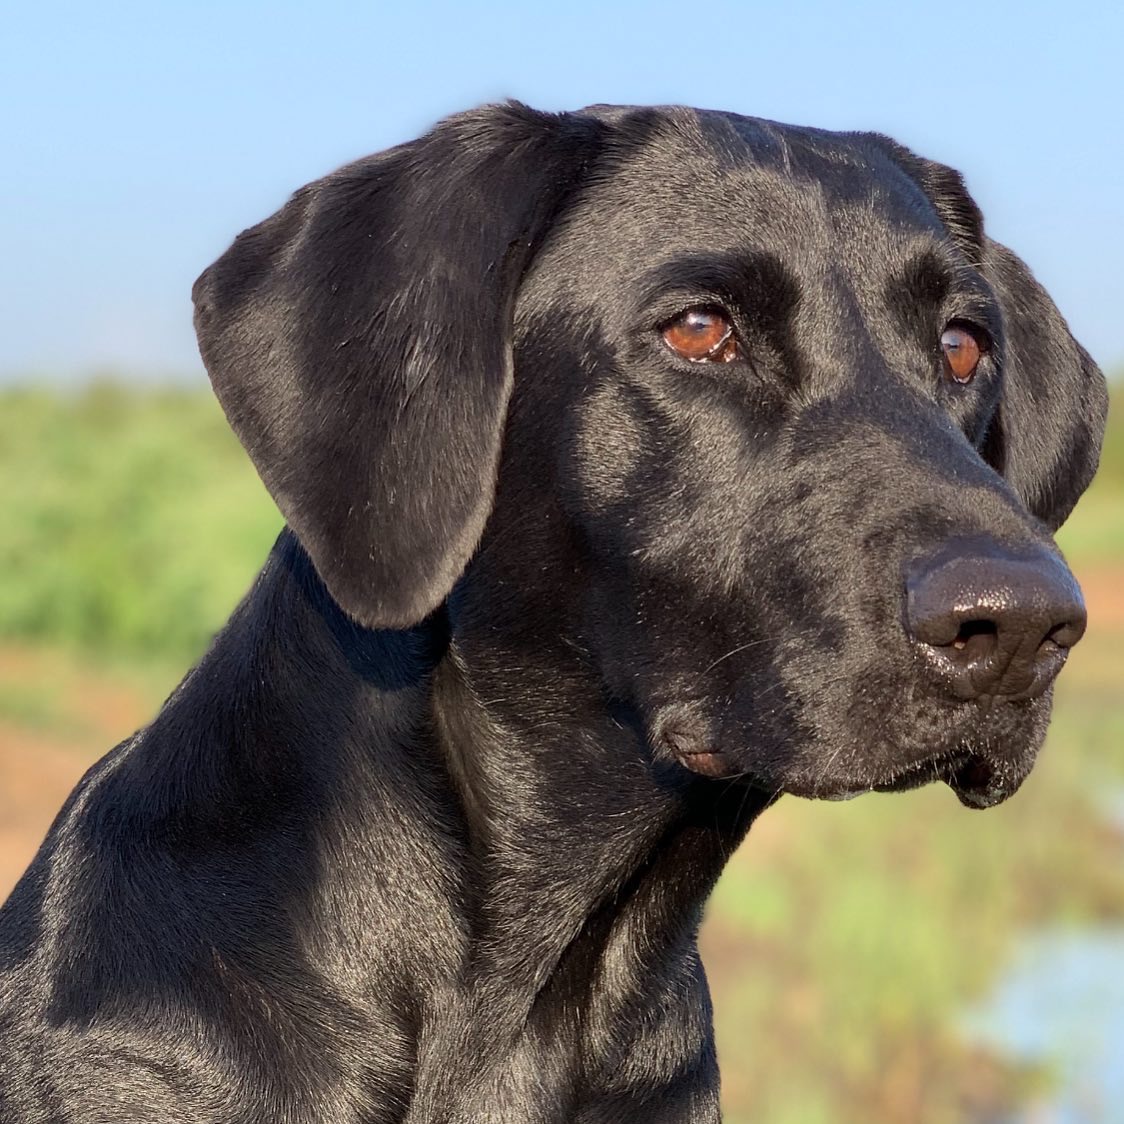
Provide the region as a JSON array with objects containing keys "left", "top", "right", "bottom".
[
  {"left": 949, "top": 620, "right": 998, "bottom": 662},
  {"left": 1044, "top": 612, "right": 1087, "bottom": 652}
]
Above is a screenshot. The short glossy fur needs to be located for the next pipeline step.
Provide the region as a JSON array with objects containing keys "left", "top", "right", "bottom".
[{"left": 0, "top": 103, "right": 1107, "bottom": 1122}]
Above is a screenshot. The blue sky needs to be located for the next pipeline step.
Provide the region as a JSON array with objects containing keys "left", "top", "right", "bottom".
[{"left": 4, "top": 0, "right": 1122, "bottom": 380}]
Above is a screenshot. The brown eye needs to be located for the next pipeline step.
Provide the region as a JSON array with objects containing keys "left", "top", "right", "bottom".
[
  {"left": 662, "top": 308, "right": 740, "bottom": 363},
  {"left": 940, "top": 324, "right": 983, "bottom": 384}
]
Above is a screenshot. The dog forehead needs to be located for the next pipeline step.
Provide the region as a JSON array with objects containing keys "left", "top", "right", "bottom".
[{"left": 535, "top": 106, "right": 945, "bottom": 289}]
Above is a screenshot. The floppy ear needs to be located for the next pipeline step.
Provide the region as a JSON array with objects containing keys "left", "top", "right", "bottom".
[
  {"left": 979, "top": 239, "right": 1108, "bottom": 531},
  {"left": 862, "top": 134, "right": 1108, "bottom": 531},
  {"left": 193, "top": 103, "right": 604, "bottom": 628}
]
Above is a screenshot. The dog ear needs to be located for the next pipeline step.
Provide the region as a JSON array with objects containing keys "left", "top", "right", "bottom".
[
  {"left": 979, "top": 239, "right": 1108, "bottom": 530},
  {"left": 193, "top": 104, "right": 604, "bottom": 628},
  {"left": 863, "top": 134, "right": 1108, "bottom": 530}
]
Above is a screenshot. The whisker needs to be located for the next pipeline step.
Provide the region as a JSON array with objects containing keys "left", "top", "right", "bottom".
[{"left": 701, "top": 636, "right": 780, "bottom": 676}]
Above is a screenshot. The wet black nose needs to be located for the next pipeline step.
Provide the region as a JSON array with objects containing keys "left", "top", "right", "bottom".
[{"left": 905, "top": 541, "right": 1086, "bottom": 700}]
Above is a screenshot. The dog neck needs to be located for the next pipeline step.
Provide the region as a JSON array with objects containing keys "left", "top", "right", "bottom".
[{"left": 132, "top": 530, "right": 767, "bottom": 1110}]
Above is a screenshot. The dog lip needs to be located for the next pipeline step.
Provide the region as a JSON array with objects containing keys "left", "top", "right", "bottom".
[
  {"left": 870, "top": 753, "right": 968, "bottom": 795},
  {"left": 660, "top": 732, "right": 732, "bottom": 777},
  {"left": 944, "top": 755, "right": 1015, "bottom": 809},
  {"left": 656, "top": 713, "right": 732, "bottom": 778},
  {"left": 675, "top": 749, "right": 731, "bottom": 778},
  {"left": 871, "top": 751, "right": 1016, "bottom": 809},
  {"left": 868, "top": 751, "right": 972, "bottom": 794}
]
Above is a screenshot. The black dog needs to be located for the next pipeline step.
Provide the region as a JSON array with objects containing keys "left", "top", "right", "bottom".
[{"left": 0, "top": 103, "right": 1107, "bottom": 1122}]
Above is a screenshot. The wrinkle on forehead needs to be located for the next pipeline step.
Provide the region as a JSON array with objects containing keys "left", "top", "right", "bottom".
[{"left": 543, "top": 107, "right": 959, "bottom": 289}]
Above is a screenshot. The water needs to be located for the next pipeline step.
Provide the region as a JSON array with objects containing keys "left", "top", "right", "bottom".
[{"left": 963, "top": 928, "right": 1124, "bottom": 1122}]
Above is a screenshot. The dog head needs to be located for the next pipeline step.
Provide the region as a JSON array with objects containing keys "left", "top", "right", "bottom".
[{"left": 194, "top": 103, "right": 1107, "bottom": 809}]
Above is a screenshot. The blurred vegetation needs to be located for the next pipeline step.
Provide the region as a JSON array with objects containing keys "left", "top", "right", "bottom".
[
  {"left": 0, "top": 382, "right": 282, "bottom": 664},
  {"left": 1051, "top": 385, "right": 1124, "bottom": 564},
  {"left": 0, "top": 378, "right": 1121, "bottom": 1123}
]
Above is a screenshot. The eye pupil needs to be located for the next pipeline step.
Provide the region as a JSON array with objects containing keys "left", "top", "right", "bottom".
[
  {"left": 941, "top": 325, "right": 982, "bottom": 383},
  {"left": 662, "top": 308, "right": 739, "bottom": 363}
]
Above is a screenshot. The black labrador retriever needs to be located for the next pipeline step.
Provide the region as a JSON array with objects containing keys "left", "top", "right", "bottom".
[{"left": 0, "top": 103, "right": 1107, "bottom": 1122}]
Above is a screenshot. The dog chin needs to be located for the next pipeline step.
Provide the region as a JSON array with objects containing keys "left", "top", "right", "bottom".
[
  {"left": 938, "top": 754, "right": 1035, "bottom": 809},
  {"left": 798, "top": 748, "right": 1036, "bottom": 810}
]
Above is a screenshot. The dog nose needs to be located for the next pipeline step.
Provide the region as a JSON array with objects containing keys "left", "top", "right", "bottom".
[{"left": 905, "top": 542, "right": 1086, "bottom": 700}]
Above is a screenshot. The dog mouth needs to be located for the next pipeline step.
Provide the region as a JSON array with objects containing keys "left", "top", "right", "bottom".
[
  {"left": 871, "top": 751, "right": 1017, "bottom": 809},
  {"left": 655, "top": 705, "right": 1032, "bottom": 807},
  {"left": 676, "top": 745, "right": 1019, "bottom": 807}
]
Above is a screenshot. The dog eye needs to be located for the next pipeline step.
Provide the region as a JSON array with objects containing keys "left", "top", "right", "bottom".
[
  {"left": 662, "top": 308, "right": 742, "bottom": 363},
  {"left": 940, "top": 324, "right": 984, "bottom": 384}
]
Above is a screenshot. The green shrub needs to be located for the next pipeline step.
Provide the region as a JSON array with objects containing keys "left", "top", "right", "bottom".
[{"left": 0, "top": 381, "right": 281, "bottom": 663}]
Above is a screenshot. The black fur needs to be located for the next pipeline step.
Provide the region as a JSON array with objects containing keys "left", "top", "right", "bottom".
[{"left": 0, "top": 103, "right": 1107, "bottom": 1122}]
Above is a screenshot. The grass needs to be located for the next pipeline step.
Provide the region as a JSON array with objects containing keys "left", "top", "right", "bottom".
[
  {"left": 1055, "top": 485, "right": 1124, "bottom": 563},
  {"left": 0, "top": 378, "right": 1122, "bottom": 1122},
  {"left": 0, "top": 382, "right": 282, "bottom": 664}
]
